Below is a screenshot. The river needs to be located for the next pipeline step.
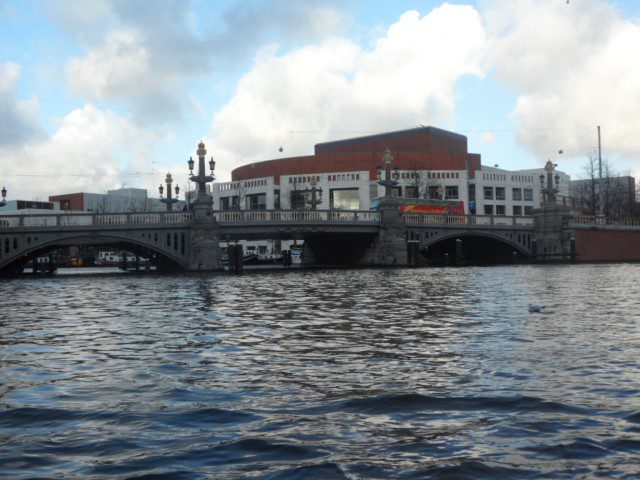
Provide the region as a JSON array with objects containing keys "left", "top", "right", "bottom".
[{"left": 1, "top": 265, "right": 639, "bottom": 478}]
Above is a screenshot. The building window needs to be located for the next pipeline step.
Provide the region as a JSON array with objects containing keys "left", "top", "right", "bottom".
[
  {"left": 524, "top": 188, "right": 533, "bottom": 201},
  {"left": 445, "top": 185, "right": 459, "bottom": 199},
  {"left": 484, "top": 186, "right": 493, "bottom": 199},
  {"left": 370, "top": 184, "right": 378, "bottom": 201},
  {"left": 524, "top": 206, "right": 533, "bottom": 215},
  {"left": 513, "top": 205, "right": 522, "bottom": 216},
  {"left": 389, "top": 186, "right": 401, "bottom": 197},
  {"left": 330, "top": 188, "right": 360, "bottom": 210},
  {"left": 274, "top": 190, "right": 280, "bottom": 209},
  {"left": 484, "top": 204, "right": 493, "bottom": 215},
  {"left": 512, "top": 188, "right": 522, "bottom": 201},
  {"left": 290, "top": 191, "right": 306, "bottom": 210},
  {"left": 428, "top": 186, "right": 440, "bottom": 199},
  {"left": 496, "top": 187, "right": 505, "bottom": 200},
  {"left": 405, "top": 186, "right": 419, "bottom": 198},
  {"left": 220, "top": 195, "right": 239, "bottom": 210},
  {"left": 496, "top": 205, "right": 506, "bottom": 215},
  {"left": 246, "top": 193, "right": 266, "bottom": 210},
  {"left": 469, "top": 184, "right": 476, "bottom": 201}
]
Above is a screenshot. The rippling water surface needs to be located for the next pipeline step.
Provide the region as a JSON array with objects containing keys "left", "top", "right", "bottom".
[{"left": 2, "top": 265, "right": 640, "bottom": 479}]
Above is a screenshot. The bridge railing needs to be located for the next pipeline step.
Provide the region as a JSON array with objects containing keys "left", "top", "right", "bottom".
[
  {"left": 0, "top": 212, "right": 193, "bottom": 229},
  {"left": 568, "top": 216, "right": 640, "bottom": 229},
  {"left": 214, "top": 210, "right": 380, "bottom": 223},
  {"left": 404, "top": 214, "right": 534, "bottom": 227}
]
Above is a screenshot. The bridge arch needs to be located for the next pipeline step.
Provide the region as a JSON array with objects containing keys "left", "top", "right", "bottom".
[
  {"left": 0, "top": 230, "right": 190, "bottom": 275},
  {"left": 417, "top": 230, "right": 532, "bottom": 265}
]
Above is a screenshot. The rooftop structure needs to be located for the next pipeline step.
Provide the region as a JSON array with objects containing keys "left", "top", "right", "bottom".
[
  {"left": 49, "top": 187, "right": 186, "bottom": 213},
  {"left": 213, "top": 126, "right": 569, "bottom": 217}
]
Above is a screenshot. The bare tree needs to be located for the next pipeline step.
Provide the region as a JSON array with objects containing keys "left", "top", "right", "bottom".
[
  {"left": 578, "top": 154, "right": 638, "bottom": 218},
  {"left": 234, "top": 182, "right": 246, "bottom": 210},
  {"left": 405, "top": 163, "right": 438, "bottom": 199}
]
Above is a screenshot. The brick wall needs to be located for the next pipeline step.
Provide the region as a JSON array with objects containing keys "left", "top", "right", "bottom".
[
  {"left": 574, "top": 229, "right": 640, "bottom": 262},
  {"left": 48, "top": 193, "right": 84, "bottom": 211},
  {"left": 232, "top": 152, "right": 481, "bottom": 183}
]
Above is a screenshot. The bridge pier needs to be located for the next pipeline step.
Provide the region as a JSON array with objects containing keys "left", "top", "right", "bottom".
[
  {"left": 360, "top": 199, "right": 408, "bottom": 267},
  {"left": 532, "top": 205, "right": 574, "bottom": 263},
  {"left": 187, "top": 141, "right": 223, "bottom": 272},
  {"left": 455, "top": 238, "right": 464, "bottom": 266}
]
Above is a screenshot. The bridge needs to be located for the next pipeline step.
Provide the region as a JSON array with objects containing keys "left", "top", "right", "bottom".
[
  {"left": 0, "top": 208, "right": 536, "bottom": 274},
  {"left": 2, "top": 206, "right": 640, "bottom": 274}
]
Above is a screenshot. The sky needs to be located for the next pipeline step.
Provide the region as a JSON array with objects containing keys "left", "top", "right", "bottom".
[{"left": 1, "top": 0, "right": 640, "bottom": 200}]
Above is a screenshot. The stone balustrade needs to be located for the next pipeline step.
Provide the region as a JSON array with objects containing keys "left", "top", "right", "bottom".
[
  {"left": 404, "top": 214, "right": 534, "bottom": 227},
  {"left": 0, "top": 212, "right": 193, "bottom": 229}
]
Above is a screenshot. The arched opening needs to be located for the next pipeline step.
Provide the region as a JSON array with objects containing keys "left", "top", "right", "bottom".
[
  {"left": 422, "top": 234, "right": 530, "bottom": 266},
  {"left": 303, "top": 233, "right": 378, "bottom": 266},
  {"left": 0, "top": 235, "right": 185, "bottom": 277}
]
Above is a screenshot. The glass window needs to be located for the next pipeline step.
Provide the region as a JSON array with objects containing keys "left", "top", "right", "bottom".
[
  {"left": 484, "top": 186, "right": 493, "bottom": 199},
  {"left": 369, "top": 184, "right": 378, "bottom": 202},
  {"left": 524, "top": 188, "right": 533, "bottom": 201},
  {"left": 330, "top": 188, "right": 360, "bottom": 210},
  {"left": 512, "top": 188, "right": 522, "bottom": 201},
  {"left": 496, "top": 205, "right": 506, "bottom": 215},
  {"left": 274, "top": 190, "right": 280, "bottom": 209},
  {"left": 469, "top": 184, "right": 476, "bottom": 201},
  {"left": 513, "top": 205, "right": 522, "bottom": 216},
  {"left": 290, "top": 191, "right": 306, "bottom": 210},
  {"left": 428, "top": 186, "right": 440, "bottom": 199},
  {"left": 445, "top": 185, "right": 459, "bottom": 199},
  {"left": 496, "top": 187, "right": 505, "bottom": 200},
  {"left": 484, "top": 204, "right": 493, "bottom": 215},
  {"left": 247, "top": 193, "right": 266, "bottom": 210},
  {"left": 405, "top": 186, "right": 419, "bottom": 198},
  {"left": 524, "top": 206, "right": 533, "bottom": 215}
]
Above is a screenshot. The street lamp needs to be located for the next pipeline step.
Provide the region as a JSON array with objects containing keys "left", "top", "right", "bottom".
[
  {"left": 377, "top": 148, "right": 399, "bottom": 199},
  {"left": 159, "top": 173, "right": 180, "bottom": 211},
  {"left": 188, "top": 141, "right": 216, "bottom": 219},
  {"left": 540, "top": 159, "right": 560, "bottom": 205},
  {"left": 304, "top": 176, "right": 322, "bottom": 210},
  {"left": 0, "top": 186, "right": 6, "bottom": 207}
]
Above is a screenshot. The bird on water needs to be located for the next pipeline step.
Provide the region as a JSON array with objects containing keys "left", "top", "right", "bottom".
[{"left": 528, "top": 305, "right": 546, "bottom": 313}]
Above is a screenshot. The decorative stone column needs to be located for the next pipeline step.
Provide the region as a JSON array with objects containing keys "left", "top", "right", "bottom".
[
  {"left": 360, "top": 149, "right": 408, "bottom": 266},
  {"left": 188, "top": 141, "right": 222, "bottom": 271},
  {"left": 532, "top": 160, "right": 573, "bottom": 262}
]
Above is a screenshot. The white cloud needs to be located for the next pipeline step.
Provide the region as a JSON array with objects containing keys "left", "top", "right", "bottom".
[
  {"left": 209, "top": 4, "right": 487, "bottom": 179},
  {"left": 480, "top": 131, "right": 498, "bottom": 145},
  {"left": 0, "top": 102, "right": 162, "bottom": 200},
  {"left": 60, "top": 0, "right": 348, "bottom": 121},
  {"left": 67, "top": 29, "right": 150, "bottom": 101},
  {"left": 485, "top": 0, "right": 640, "bottom": 166},
  {"left": 0, "top": 62, "right": 44, "bottom": 147}
]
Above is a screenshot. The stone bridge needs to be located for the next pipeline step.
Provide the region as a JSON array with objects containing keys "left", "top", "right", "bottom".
[{"left": 1, "top": 208, "right": 638, "bottom": 274}]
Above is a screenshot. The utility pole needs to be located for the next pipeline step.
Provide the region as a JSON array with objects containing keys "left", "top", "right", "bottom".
[{"left": 598, "top": 126, "right": 603, "bottom": 216}]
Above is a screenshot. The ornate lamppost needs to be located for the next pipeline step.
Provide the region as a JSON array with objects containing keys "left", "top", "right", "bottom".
[
  {"left": 305, "top": 176, "right": 322, "bottom": 210},
  {"left": 185, "top": 140, "right": 221, "bottom": 271},
  {"left": 0, "top": 186, "right": 6, "bottom": 207},
  {"left": 188, "top": 141, "right": 216, "bottom": 219},
  {"left": 159, "top": 173, "right": 180, "bottom": 211},
  {"left": 376, "top": 148, "right": 400, "bottom": 202},
  {"left": 539, "top": 159, "right": 560, "bottom": 206}
]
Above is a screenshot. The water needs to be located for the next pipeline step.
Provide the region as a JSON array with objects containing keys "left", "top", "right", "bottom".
[{"left": 1, "top": 265, "right": 640, "bottom": 479}]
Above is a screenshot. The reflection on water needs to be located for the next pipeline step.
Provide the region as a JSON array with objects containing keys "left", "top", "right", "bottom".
[{"left": 1, "top": 265, "right": 640, "bottom": 478}]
